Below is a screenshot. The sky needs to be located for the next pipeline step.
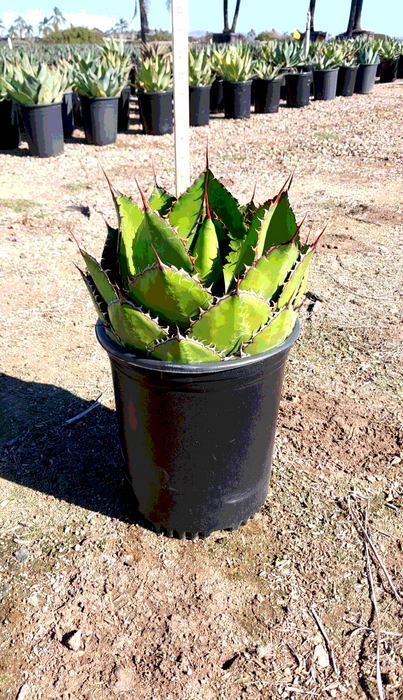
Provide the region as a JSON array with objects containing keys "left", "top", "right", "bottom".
[{"left": 0, "top": 1, "right": 401, "bottom": 38}]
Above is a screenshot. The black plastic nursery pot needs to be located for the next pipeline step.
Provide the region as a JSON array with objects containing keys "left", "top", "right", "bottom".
[
  {"left": 285, "top": 72, "right": 312, "bottom": 108},
  {"left": 137, "top": 90, "right": 173, "bottom": 135},
  {"left": 279, "top": 69, "right": 291, "bottom": 101},
  {"left": 62, "top": 91, "right": 74, "bottom": 139},
  {"left": 80, "top": 95, "right": 118, "bottom": 146},
  {"left": 223, "top": 80, "right": 252, "bottom": 119},
  {"left": 210, "top": 77, "right": 224, "bottom": 112},
  {"left": 398, "top": 55, "right": 403, "bottom": 79},
  {"left": 18, "top": 102, "right": 63, "bottom": 157},
  {"left": 189, "top": 85, "right": 211, "bottom": 127},
  {"left": 96, "top": 320, "right": 299, "bottom": 539},
  {"left": 336, "top": 65, "right": 359, "bottom": 97},
  {"left": 254, "top": 77, "right": 282, "bottom": 114},
  {"left": 118, "top": 86, "right": 131, "bottom": 132},
  {"left": 0, "top": 99, "right": 20, "bottom": 150},
  {"left": 313, "top": 68, "right": 339, "bottom": 101},
  {"left": 355, "top": 63, "right": 378, "bottom": 94},
  {"left": 72, "top": 91, "right": 83, "bottom": 127},
  {"left": 379, "top": 58, "right": 399, "bottom": 83}
]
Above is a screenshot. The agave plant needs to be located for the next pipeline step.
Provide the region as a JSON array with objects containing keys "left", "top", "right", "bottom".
[
  {"left": 356, "top": 44, "right": 379, "bottom": 65},
  {"left": 378, "top": 39, "right": 400, "bottom": 61},
  {"left": 2, "top": 61, "right": 65, "bottom": 104},
  {"left": 212, "top": 45, "right": 253, "bottom": 82},
  {"left": 253, "top": 60, "right": 280, "bottom": 80},
  {"left": 74, "top": 60, "right": 126, "bottom": 98},
  {"left": 272, "top": 40, "right": 304, "bottom": 70},
  {"left": 188, "top": 47, "right": 213, "bottom": 87},
  {"left": 74, "top": 161, "right": 322, "bottom": 364},
  {"left": 134, "top": 54, "right": 173, "bottom": 93},
  {"left": 100, "top": 37, "right": 132, "bottom": 82}
]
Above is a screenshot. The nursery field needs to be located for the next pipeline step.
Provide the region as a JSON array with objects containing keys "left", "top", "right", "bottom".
[{"left": 1, "top": 80, "right": 403, "bottom": 700}]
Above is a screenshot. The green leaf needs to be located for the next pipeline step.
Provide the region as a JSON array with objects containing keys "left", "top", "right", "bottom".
[
  {"left": 241, "top": 197, "right": 258, "bottom": 226},
  {"left": 79, "top": 269, "right": 108, "bottom": 323},
  {"left": 239, "top": 240, "right": 300, "bottom": 302},
  {"left": 133, "top": 209, "right": 194, "bottom": 274},
  {"left": 207, "top": 169, "right": 247, "bottom": 240},
  {"left": 193, "top": 216, "right": 222, "bottom": 287},
  {"left": 80, "top": 249, "right": 117, "bottom": 304},
  {"left": 292, "top": 269, "right": 309, "bottom": 308},
  {"left": 276, "top": 249, "right": 315, "bottom": 309},
  {"left": 128, "top": 265, "right": 212, "bottom": 328},
  {"left": 243, "top": 306, "right": 297, "bottom": 355},
  {"left": 108, "top": 300, "right": 168, "bottom": 351},
  {"left": 150, "top": 338, "right": 221, "bottom": 363},
  {"left": 261, "top": 191, "right": 298, "bottom": 254},
  {"left": 189, "top": 291, "right": 272, "bottom": 356},
  {"left": 222, "top": 205, "right": 272, "bottom": 293},
  {"left": 148, "top": 187, "right": 176, "bottom": 217},
  {"left": 169, "top": 170, "right": 206, "bottom": 240},
  {"left": 116, "top": 194, "right": 144, "bottom": 282}
]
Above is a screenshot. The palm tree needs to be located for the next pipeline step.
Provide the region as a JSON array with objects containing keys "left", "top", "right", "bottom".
[
  {"left": 223, "top": 0, "right": 242, "bottom": 34},
  {"left": 309, "top": 0, "right": 316, "bottom": 34},
  {"left": 25, "top": 23, "right": 34, "bottom": 41},
  {"left": 133, "top": 0, "right": 150, "bottom": 43},
  {"left": 346, "top": 0, "right": 364, "bottom": 36},
  {"left": 50, "top": 7, "right": 67, "bottom": 32},
  {"left": 13, "top": 15, "right": 28, "bottom": 40},
  {"left": 114, "top": 17, "right": 130, "bottom": 38},
  {"left": 38, "top": 16, "right": 52, "bottom": 37},
  {"left": 0, "top": 18, "right": 6, "bottom": 37}
]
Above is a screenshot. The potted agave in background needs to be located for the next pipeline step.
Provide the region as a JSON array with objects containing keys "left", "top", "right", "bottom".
[
  {"left": 355, "top": 44, "right": 379, "bottom": 94},
  {"left": 73, "top": 158, "right": 323, "bottom": 539},
  {"left": 2, "top": 58, "right": 64, "bottom": 157},
  {"left": 336, "top": 42, "right": 359, "bottom": 97},
  {"left": 188, "top": 47, "right": 214, "bottom": 127},
  {"left": 213, "top": 44, "right": 254, "bottom": 119},
  {"left": 134, "top": 52, "right": 173, "bottom": 135},
  {"left": 378, "top": 38, "right": 400, "bottom": 83},
  {"left": 74, "top": 54, "right": 126, "bottom": 146},
  {"left": 312, "top": 45, "right": 340, "bottom": 101},
  {"left": 252, "top": 61, "right": 282, "bottom": 114}
]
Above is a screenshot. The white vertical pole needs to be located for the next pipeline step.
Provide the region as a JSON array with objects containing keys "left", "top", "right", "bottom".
[{"left": 171, "top": 0, "right": 190, "bottom": 198}]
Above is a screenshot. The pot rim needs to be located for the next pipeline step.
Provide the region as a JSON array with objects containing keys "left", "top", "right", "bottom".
[
  {"left": 137, "top": 89, "right": 173, "bottom": 96},
  {"left": 79, "top": 94, "right": 120, "bottom": 102},
  {"left": 95, "top": 318, "right": 300, "bottom": 375},
  {"left": 18, "top": 101, "right": 63, "bottom": 108}
]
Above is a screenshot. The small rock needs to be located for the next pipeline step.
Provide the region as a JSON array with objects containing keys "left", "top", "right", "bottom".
[
  {"left": 13, "top": 548, "right": 29, "bottom": 563},
  {"left": 0, "top": 583, "right": 10, "bottom": 599},
  {"left": 16, "top": 684, "right": 30, "bottom": 700},
  {"left": 62, "top": 629, "right": 82, "bottom": 651},
  {"left": 112, "top": 666, "right": 134, "bottom": 693},
  {"left": 256, "top": 644, "right": 271, "bottom": 659},
  {"left": 314, "top": 643, "right": 329, "bottom": 668},
  {"left": 27, "top": 593, "right": 39, "bottom": 607}
]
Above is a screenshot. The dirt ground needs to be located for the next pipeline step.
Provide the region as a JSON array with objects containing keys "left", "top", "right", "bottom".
[{"left": 1, "top": 80, "right": 403, "bottom": 700}]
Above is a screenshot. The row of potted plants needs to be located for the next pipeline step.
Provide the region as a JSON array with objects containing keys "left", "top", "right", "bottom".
[{"left": 1, "top": 36, "right": 402, "bottom": 154}]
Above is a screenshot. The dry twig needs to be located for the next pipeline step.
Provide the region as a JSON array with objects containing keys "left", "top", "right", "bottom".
[
  {"left": 310, "top": 607, "right": 339, "bottom": 677},
  {"left": 364, "top": 503, "right": 384, "bottom": 700}
]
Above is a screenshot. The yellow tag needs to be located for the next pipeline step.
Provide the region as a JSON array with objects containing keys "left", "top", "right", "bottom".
[{"left": 293, "top": 29, "right": 301, "bottom": 40}]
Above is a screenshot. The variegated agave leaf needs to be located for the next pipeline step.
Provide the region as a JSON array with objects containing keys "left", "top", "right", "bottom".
[
  {"left": 243, "top": 306, "right": 297, "bottom": 356},
  {"left": 108, "top": 299, "right": 168, "bottom": 351},
  {"left": 276, "top": 249, "right": 314, "bottom": 309},
  {"left": 128, "top": 258, "right": 212, "bottom": 328},
  {"left": 189, "top": 290, "right": 272, "bottom": 356},
  {"left": 150, "top": 337, "right": 221, "bottom": 363}
]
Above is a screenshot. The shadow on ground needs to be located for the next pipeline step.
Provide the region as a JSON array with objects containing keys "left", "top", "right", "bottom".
[{"left": 0, "top": 373, "right": 142, "bottom": 523}]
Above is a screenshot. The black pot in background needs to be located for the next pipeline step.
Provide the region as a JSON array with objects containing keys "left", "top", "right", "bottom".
[
  {"left": 118, "top": 86, "right": 131, "bottom": 132},
  {"left": 285, "top": 72, "right": 312, "bottom": 108},
  {"left": 251, "top": 78, "right": 255, "bottom": 107},
  {"left": 336, "top": 65, "right": 359, "bottom": 96},
  {"left": 0, "top": 99, "right": 20, "bottom": 150},
  {"left": 62, "top": 91, "right": 74, "bottom": 139},
  {"left": 355, "top": 63, "right": 378, "bottom": 94},
  {"left": 80, "top": 95, "right": 118, "bottom": 146},
  {"left": 189, "top": 85, "right": 211, "bottom": 127},
  {"left": 96, "top": 319, "right": 299, "bottom": 539},
  {"left": 129, "top": 67, "right": 137, "bottom": 95},
  {"left": 279, "top": 69, "right": 291, "bottom": 100},
  {"left": 137, "top": 90, "right": 173, "bottom": 135},
  {"left": 210, "top": 77, "right": 224, "bottom": 112},
  {"left": 72, "top": 91, "right": 83, "bottom": 127},
  {"left": 379, "top": 58, "right": 399, "bottom": 83},
  {"left": 254, "top": 77, "right": 282, "bottom": 114},
  {"left": 398, "top": 55, "right": 403, "bottom": 79},
  {"left": 18, "top": 102, "right": 64, "bottom": 157},
  {"left": 313, "top": 68, "right": 339, "bottom": 100},
  {"left": 223, "top": 80, "right": 252, "bottom": 119}
]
